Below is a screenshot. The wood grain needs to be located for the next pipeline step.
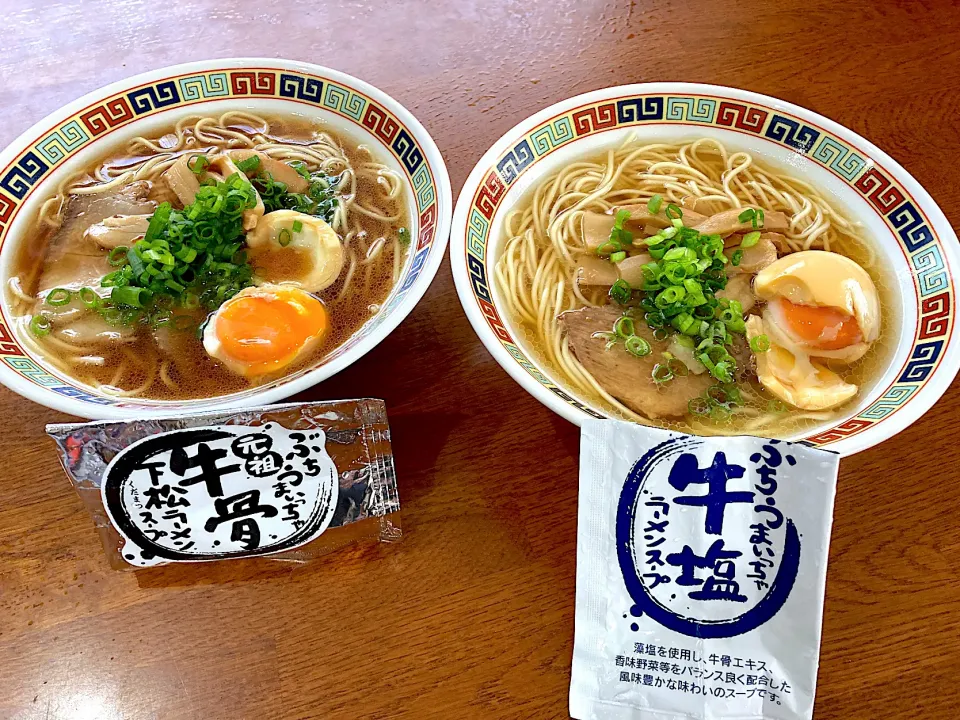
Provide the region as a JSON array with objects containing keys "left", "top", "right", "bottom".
[{"left": 1, "top": 0, "right": 959, "bottom": 718}]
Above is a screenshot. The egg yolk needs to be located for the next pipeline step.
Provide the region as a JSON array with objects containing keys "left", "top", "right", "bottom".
[
  {"left": 216, "top": 290, "right": 328, "bottom": 366},
  {"left": 776, "top": 297, "right": 862, "bottom": 350}
]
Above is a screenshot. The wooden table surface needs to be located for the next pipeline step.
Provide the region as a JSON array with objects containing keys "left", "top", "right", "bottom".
[{"left": 2, "top": 1, "right": 960, "bottom": 718}]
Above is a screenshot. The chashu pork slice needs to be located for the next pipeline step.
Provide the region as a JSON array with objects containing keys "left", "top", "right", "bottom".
[{"left": 559, "top": 305, "right": 714, "bottom": 419}]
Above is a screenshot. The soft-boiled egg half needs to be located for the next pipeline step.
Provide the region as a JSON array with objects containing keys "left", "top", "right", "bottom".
[
  {"left": 246, "top": 210, "right": 345, "bottom": 293},
  {"left": 746, "top": 316, "right": 858, "bottom": 411},
  {"left": 749, "top": 250, "right": 880, "bottom": 410},
  {"left": 203, "top": 284, "right": 328, "bottom": 379},
  {"left": 755, "top": 250, "right": 879, "bottom": 363}
]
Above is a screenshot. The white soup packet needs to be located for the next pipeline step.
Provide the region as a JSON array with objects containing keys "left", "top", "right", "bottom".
[{"left": 571, "top": 421, "right": 839, "bottom": 720}]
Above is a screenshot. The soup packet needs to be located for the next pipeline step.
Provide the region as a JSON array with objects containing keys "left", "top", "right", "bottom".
[
  {"left": 47, "top": 399, "right": 400, "bottom": 570},
  {"left": 572, "top": 420, "right": 839, "bottom": 720}
]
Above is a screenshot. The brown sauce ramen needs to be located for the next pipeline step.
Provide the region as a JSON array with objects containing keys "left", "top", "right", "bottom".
[{"left": 8, "top": 112, "right": 410, "bottom": 400}]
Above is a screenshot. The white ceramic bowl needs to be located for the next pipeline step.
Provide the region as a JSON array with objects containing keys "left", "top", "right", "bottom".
[
  {"left": 451, "top": 82, "right": 960, "bottom": 455},
  {"left": 0, "top": 59, "right": 451, "bottom": 419}
]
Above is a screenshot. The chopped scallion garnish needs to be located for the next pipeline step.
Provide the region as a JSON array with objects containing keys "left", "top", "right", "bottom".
[
  {"left": 625, "top": 335, "right": 651, "bottom": 357},
  {"left": 29, "top": 314, "right": 51, "bottom": 337},
  {"left": 741, "top": 231, "right": 761, "bottom": 248},
  {"left": 609, "top": 279, "right": 632, "bottom": 305},
  {"left": 111, "top": 285, "right": 151, "bottom": 308},
  {"left": 46, "top": 288, "right": 73, "bottom": 306},
  {"left": 737, "top": 207, "right": 763, "bottom": 229},
  {"left": 278, "top": 228, "right": 292, "bottom": 247},
  {"left": 652, "top": 363, "right": 674, "bottom": 383},
  {"left": 630, "top": 210, "right": 751, "bottom": 385},
  {"left": 107, "top": 246, "right": 129, "bottom": 267},
  {"left": 292, "top": 220, "right": 303, "bottom": 233},
  {"left": 647, "top": 194, "right": 663, "bottom": 214},
  {"left": 664, "top": 203, "right": 683, "bottom": 220},
  {"left": 598, "top": 209, "right": 633, "bottom": 257},
  {"left": 248, "top": 162, "right": 340, "bottom": 224},
  {"left": 187, "top": 154, "right": 210, "bottom": 175},
  {"left": 750, "top": 334, "right": 771, "bottom": 353},
  {"left": 78, "top": 287, "right": 100, "bottom": 309},
  {"left": 235, "top": 155, "right": 261, "bottom": 174},
  {"left": 613, "top": 315, "right": 635, "bottom": 339}
]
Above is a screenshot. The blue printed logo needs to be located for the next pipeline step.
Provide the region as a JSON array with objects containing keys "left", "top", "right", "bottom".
[{"left": 616, "top": 436, "right": 800, "bottom": 639}]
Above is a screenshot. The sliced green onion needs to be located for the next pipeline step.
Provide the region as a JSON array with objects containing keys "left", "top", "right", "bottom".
[
  {"left": 683, "top": 279, "right": 706, "bottom": 306},
  {"left": 278, "top": 228, "right": 292, "bottom": 247},
  {"left": 665, "top": 203, "right": 683, "bottom": 220},
  {"left": 712, "top": 361, "right": 733, "bottom": 383},
  {"left": 647, "top": 194, "right": 663, "bottom": 214},
  {"left": 664, "top": 247, "right": 697, "bottom": 263},
  {"left": 187, "top": 154, "right": 210, "bottom": 175},
  {"left": 614, "top": 315, "right": 636, "bottom": 339},
  {"left": 610, "top": 250, "right": 626, "bottom": 263},
  {"left": 78, "top": 287, "right": 100, "bottom": 309},
  {"left": 29, "top": 314, "right": 51, "bottom": 337},
  {"left": 644, "top": 311, "right": 665, "bottom": 328},
  {"left": 609, "top": 279, "right": 632, "bottom": 305},
  {"left": 757, "top": 208, "right": 765, "bottom": 228},
  {"left": 750, "top": 334, "right": 771, "bottom": 353},
  {"left": 398, "top": 227, "right": 411, "bottom": 246},
  {"left": 725, "top": 384, "right": 744, "bottom": 406},
  {"left": 46, "top": 288, "right": 73, "bottom": 306},
  {"left": 710, "top": 403, "right": 733, "bottom": 421},
  {"left": 665, "top": 355, "right": 689, "bottom": 377},
  {"left": 235, "top": 155, "right": 261, "bottom": 174},
  {"left": 738, "top": 208, "right": 756, "bottom": 225},
  {"left": 671, "top": 312, "right": 698, "bottom": 335},
  {"left": 290, "top": 160, "right": 311, "bottom": 179},
  {"left": 652, "top": 363, "right": 674, "bottom": 383},
  {"left": 175, "top": 246, "right": 198, "bottom": 263},
  {"left": 708, "top": 385, "right": 730, "bottom": 405},
  {"left": 625, "top": 335, "right": 651, "bottom": 357},
  {"left": 731, "top": 249, "right": 744, "bottom": 266},
  {"left": 292, "top": 220, "right": 304, "bottom": 233},
  {"left": 741, "top": 231, "right": 761, "bottom": 248},
  {"left": 596, "top": 240, "right": 620, "bottom": 255},
  {"left": 111, "top": 285, "right": 150, "bottom": 308},
  {"left": 672, "top": 218, "right": 683, "bottom": 229},
  {"left": 644, "top": 233, "right": 667, "bottom": 246},
  {"left": 657, "top": 286, "right": 686, "bottom": 306},
  {"left": 107, "top": 246, "right": 129, "bottom": 266},
  {"left": 689, "top": 396, "right": 711, "bottom": 416}
]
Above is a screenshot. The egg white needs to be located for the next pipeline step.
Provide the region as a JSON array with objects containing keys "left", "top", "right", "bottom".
[{"left": 246, "top": 210, "right": 344, "bottom": 293}]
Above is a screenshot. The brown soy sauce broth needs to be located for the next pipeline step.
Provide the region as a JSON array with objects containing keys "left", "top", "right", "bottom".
[{"left": 9, "top": 114, "right": 409, "bottom": 401}]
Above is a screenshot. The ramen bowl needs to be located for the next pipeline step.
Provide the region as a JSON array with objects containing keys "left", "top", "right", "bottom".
[
  {"left": 0, "top": 58, "right": 451, "bottom": 419},
  {"left": 451, "top": 82, "right": 960, "bottom": 455}
]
